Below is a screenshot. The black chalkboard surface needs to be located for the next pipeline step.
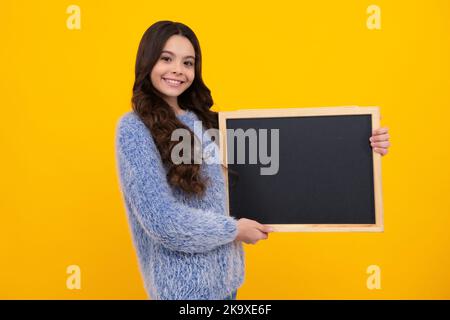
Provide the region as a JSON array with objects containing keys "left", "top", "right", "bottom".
[{"left": 218, "top": 107, "right": 383, "bottom": 232}]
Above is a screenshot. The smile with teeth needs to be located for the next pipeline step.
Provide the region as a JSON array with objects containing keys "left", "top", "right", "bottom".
[{"left": 163, "top": 77, "right": 184, "bottom": 86}]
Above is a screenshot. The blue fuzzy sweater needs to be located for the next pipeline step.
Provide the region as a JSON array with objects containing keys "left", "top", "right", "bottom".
[{"left": 114, "top": 110, "right": 245, "bottom": 300}]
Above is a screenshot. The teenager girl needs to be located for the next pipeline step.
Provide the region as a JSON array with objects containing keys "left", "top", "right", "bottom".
[{"left": 115, "top": 20, "right": 390, "bottom": 300}]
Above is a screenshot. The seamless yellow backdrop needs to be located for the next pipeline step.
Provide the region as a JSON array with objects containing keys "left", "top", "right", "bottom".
[{"left": 1, "top": 0, "right": 449, "bottom": 299}]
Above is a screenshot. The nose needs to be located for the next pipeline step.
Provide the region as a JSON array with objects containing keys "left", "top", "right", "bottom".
[{"left": 172, "top": 62, "right": 183, "bottom": 75}]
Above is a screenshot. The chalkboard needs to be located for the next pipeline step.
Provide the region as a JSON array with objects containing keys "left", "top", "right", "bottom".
[{"left": 218, "top": 106, "right": 384, "bottom": 232}]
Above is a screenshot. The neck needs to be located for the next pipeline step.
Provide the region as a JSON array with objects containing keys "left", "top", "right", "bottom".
[{"left": 163, "top": 97, "right": 185, "bottom": 115}]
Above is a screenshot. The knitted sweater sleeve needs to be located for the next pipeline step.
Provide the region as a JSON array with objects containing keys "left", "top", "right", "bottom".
[{"left": 115, "top": 114, "right": 239, "bottom": 254}]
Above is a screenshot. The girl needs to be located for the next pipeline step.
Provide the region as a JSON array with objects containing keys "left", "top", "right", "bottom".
[{"left": 115, "top": 20, "right": 390, "bottom": 300}]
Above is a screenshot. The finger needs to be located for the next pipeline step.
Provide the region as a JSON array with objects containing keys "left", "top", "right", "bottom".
[
  {"left": 255, "top": 221, "right": 273, "bottom": 232},
  {"left": 371, "top": 141, "right": 390, "bottom": 148},
  {"left": 374, "top": 148, "right": 388, "bottom": 156},
  {"left": 260, "top": 225, "right": 275, "bottom": 233},
  {"left": 373, "top": 127, "right": 389, "bottom": 134},
  {"left": 372, "top": 127, "right": 389, "bottom": 135},
  {"left": 370, "top": 133, "right": 389, "bottom": 142}
]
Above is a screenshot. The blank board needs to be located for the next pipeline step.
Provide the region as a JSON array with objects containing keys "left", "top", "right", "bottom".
[{"left": 218, "top": 106, "right": 384, "bottom": 232}]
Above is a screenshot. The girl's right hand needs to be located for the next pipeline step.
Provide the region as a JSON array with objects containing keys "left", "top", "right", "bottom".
[{"left": 235, "top": 218, "right": 274, "bottom": 245}]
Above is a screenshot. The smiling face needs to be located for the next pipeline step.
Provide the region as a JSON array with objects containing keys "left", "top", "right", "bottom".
[{"left": 150, "top": 35, "right": 196, "bottom": 108}]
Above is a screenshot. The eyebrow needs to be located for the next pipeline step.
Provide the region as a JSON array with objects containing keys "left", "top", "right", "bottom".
[{"left": 161, "top": 50, "right": 195, "bottom": 60}]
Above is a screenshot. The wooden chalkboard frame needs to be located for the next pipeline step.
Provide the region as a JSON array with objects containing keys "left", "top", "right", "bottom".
[{"left": 218, "top": 106, "right": 384, "bottom": 232}]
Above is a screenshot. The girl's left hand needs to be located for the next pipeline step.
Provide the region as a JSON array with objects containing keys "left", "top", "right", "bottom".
[{"left": 370, "top": 127, "right": 390, "bottom": 156}]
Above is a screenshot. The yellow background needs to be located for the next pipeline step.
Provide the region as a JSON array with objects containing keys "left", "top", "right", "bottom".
[{"left": 1, "top": 0, "right": 449, "bottom": 299}]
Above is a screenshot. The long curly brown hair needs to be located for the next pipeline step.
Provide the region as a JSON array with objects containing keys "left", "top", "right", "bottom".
[{"left": 132, "top": 21, "right": 227, "bottom": 197}]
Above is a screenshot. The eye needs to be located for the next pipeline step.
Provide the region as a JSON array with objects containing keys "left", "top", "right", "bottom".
[
  {"left": 161, "top": 56, "right": 171, "bottom": 62},
  {"left": 185, "top": 61, "right": 194, "bottom": 67}
]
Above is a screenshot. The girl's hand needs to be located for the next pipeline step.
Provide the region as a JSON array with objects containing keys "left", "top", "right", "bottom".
[
  {"left": 235, "top": 218, "right": 274, "bottom": 245},
  {"left": 370, "top": 127, "right": 390, "bottom": 156}
]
